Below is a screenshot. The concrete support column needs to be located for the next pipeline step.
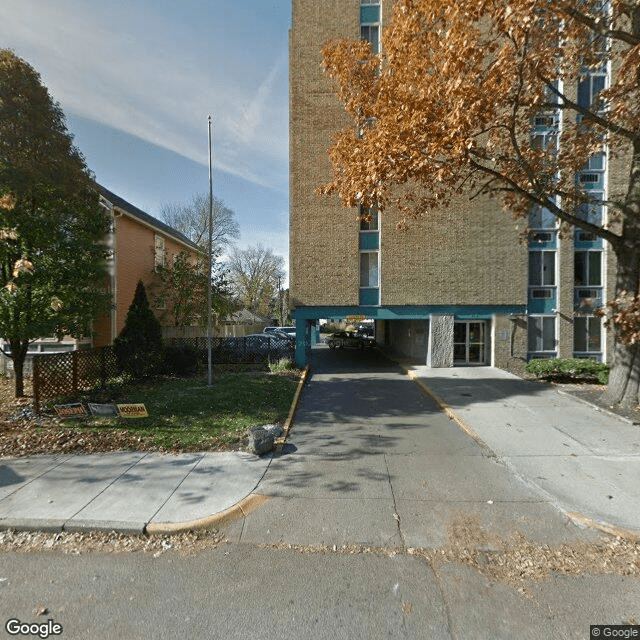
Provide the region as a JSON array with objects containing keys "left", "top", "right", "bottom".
[
  {"left": 295, "top": 321, "right": 309, "bottom": 368},
  {"left": 427, "top": 314, "right": 454, "bottom": 368}
]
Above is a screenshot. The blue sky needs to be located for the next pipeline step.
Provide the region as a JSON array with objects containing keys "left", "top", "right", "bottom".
[{"left": 0, "top": 0, "right": 291, "bottom": 278}]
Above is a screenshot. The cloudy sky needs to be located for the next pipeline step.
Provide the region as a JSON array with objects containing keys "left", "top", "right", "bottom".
[{"left": 0, "top": 0, "right": 291, "bottom": 276}]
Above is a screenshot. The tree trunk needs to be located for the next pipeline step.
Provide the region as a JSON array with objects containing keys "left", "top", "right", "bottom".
[
  {"left": 9, "top": 338, "right": 29, "bottom": 398},
  {"left": 602, "top": 139, "right": 640, "bottom": 408}
]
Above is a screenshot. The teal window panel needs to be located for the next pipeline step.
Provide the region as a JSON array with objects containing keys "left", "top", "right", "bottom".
[
  {"left": 527, "top": 297, "right": 556, "bottom": 314},
  {"left": 359, "top": 288, "right": 380, "bottom": 306},
  {"left": 574, "top": 236, "right": 603, "bottom": 249},
  {"left": 360, "top": 5, "right": 380, "bottom": 23},
  {"left": 359, "top": 233, "right": 379, "bottom": 250}
]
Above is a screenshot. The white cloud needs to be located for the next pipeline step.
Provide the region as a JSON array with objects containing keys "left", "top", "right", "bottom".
[{"left": 0, "top": 0, "right": 288, "bottom": 193}]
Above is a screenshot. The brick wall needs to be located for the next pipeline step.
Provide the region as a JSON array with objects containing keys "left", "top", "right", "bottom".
[
  {"left": 92, "top": 213, "right": 197, "bottom": 345},
  {"left": 290, "top": 0, "right": 528, "bottom": 310}
]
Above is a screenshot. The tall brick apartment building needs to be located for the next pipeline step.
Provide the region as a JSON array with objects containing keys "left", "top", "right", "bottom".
[{"left": 289, "top": 0, "right": 616, "bottom": 372}]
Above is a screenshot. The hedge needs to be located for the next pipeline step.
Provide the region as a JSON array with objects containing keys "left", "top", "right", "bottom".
[{"left": 525, "top": 358, "right": 609, "bottom": 384}]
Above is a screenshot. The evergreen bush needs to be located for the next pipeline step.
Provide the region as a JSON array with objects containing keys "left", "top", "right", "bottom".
[
  {"left": 163, "top": 343, "right": 199, "bottom": 376},
  {"left": 114, "top": 281, "right": 164, "bottom": 379}
]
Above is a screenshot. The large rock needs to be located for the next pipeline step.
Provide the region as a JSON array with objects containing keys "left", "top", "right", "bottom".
[{"left": 247, "top": 426, "right": 275, "bottom": 455}]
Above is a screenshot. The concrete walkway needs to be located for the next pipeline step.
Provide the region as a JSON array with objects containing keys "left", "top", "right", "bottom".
[
  {"left": 0, "top": 451, "right": 272, "bottom": 534},
  {"left": 403, "top": 363, "right": 640, "bottom": 537}
]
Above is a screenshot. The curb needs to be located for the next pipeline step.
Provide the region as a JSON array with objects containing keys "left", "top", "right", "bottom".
[
  {"left": 402, "top": 366, "right": 494, "bottom": 456},
  {"left": 146, "top": 493, "right": 270, "bottom": 535},
  {"left": 555, "top": 387, "right": 638, "bottom": 426},
  {"left": 148, "top": 367, "right": 309, "bottom": 536},
  {"left": 567, "top": 512, "right": 640, "bottom": 543},
  {"left": 401, "top": 363, "right": 640, "bottom": 542}
]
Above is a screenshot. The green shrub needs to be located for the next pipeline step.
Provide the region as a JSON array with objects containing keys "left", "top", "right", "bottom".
[
  {"left": 525, "top": 358, "right": 609, "bottom": 384},
  {"left": 268, "top": 358, "right": 296, "bottom": 373},
  {"left": 114, "top": 281, "right": 164, "bottom": 379},
  {"left": 163, "top": 344, "right": 199, "bottom": 376}
]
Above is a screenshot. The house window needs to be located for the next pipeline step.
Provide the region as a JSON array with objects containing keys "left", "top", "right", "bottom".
[
  {"left": 154, "top": 234, "right": 165, "bottom": 269},
  {"left": 574, "top": 250, "right": 602, "bottom": 287},
  {"left": 529, "top": 250, "right": 556, "bottom": 287},
  {"left": 574, "top": 316, "right": 602, "bottom": 355},
  {"left": 360, "top": 0, "right": 381, "bottom": 55},
  {"left": 528, "top": 316, "right": 556, "bottom": 355}
]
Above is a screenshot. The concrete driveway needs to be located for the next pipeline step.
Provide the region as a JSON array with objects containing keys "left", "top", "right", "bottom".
[{"left": 230, "top": 345, "right": 600, "bottom": 549}]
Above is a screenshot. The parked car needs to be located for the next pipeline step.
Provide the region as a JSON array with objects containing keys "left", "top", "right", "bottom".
[
  {"left": 356, "top": 323, "right": 374, "bottom": 337},
  {"left": 264, "top": 326, "right": 296, "bottom": 339},
  {"left": 327, "top": 331, "right": 375, "bottom": 350},
  {"left": 246, "top": 333, "right": 293, "bottom": 347}
]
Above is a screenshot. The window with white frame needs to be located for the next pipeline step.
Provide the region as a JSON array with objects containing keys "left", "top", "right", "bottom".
[
  {"left": 360, "top": 252, "right": 379, "bottom": 288},
  {"left": 360, "top": 0, "right": 381, "bottom": 55},
  {"left": 154, "top": 234, "right": 165, "bottom": 269},
  {"left": 528, "top": 316, "right": 556, "bottom": 355},
  {"left": 529, "top": 203, "right": 557, "bottom": 230},
  {"left": 574, "top": 315, "right": 602, "bottom": 355},
  {"left": 574, "top": 250, "right": 602, "bottom": 287},
  {"left": 577, "top": 73, "right": 606, "bottom": 112},
  {"left": 529, "top": 250, "right": 556, "bottom": 287}
]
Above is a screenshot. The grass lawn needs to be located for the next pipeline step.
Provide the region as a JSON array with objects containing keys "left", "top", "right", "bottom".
[{"left": 56, "top": 372, "right": 300, "bottom": 450}]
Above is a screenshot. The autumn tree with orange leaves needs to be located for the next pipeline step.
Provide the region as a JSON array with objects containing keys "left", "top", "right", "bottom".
[{"left": 319, "top": 0, "right": 640, "bottom": 407}]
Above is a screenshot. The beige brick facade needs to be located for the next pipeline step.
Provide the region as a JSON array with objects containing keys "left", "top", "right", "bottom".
[{"left": 290, "top": 0, "right": 622, "bottom": 371}]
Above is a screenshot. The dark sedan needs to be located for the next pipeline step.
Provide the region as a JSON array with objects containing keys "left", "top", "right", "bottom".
[{"left": 327, "top": 331, "right": 375, "bottom": 350}]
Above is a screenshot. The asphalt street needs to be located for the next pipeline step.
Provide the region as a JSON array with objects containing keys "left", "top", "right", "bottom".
[{"left": 1, "top": 346, "right": 639, "bottom": 640}]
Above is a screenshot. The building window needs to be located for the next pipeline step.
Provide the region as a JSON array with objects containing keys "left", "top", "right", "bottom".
[
  {"left": 154, "top": 234, "right": 165, "bottom": 269},
  {"left": 529, "top": 204, "right": 557, "bottom": 231},
  {"left": 360, "top": 0, "right": 381, "bottom": 55},
  {"left": 577, "top": 73, "right": 606, "bottom": 111},
  {"left": 359, "top": 204, "right": 380, "bottom": 305},
  {"left": 529, "top": 250, "right": 556, "bottom": 287},
  {"left": 574, "top": 316, "right": 602, "bottom": 356},
  {"left": 360, "top": 252, "right": 379, "bottom": 288},
  {"left": 528, "top": 316, "right": 556, "bottom": 356},
  {"left": 574, "top": 250, "right": 601, "bottom": 286}
]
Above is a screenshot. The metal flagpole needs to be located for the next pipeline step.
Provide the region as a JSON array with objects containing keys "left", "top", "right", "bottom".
[{"left": 207, "top": 115, "right": 214, "bottom": 387}]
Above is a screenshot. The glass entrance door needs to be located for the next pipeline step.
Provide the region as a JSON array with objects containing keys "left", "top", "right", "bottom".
[{"left": 453, "top": 322, "right": 486, "bottom": 365}]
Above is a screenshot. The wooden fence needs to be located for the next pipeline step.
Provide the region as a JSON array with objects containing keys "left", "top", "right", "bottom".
[
  {"left": 32, "top": 337, "right": 295, "bottom": 411},
  {"left": 32, "top": 346, "right": 118, "bottom": 411}
]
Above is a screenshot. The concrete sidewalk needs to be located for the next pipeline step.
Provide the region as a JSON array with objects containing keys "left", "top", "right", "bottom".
[
  {"left": 402, "top": 364, "right": 640, "bottom": 538},
  {"left": 0, "top": 450, "right": 272, "bottom": 534}
]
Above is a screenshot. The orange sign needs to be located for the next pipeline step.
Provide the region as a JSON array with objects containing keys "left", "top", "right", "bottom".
[{"left": 116, "top": 403, "right": 148, "bottom": 418}]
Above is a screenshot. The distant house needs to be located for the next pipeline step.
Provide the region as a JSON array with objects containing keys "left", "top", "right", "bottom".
[
  {"left": 220, "top": 309, "right": 269, "bottom": 337},
  {"left": 93, "top": 185, "right": 201, "bottom": 346},
  {"left": 0, "top": 185, "right": 200, "bottom": 377}
]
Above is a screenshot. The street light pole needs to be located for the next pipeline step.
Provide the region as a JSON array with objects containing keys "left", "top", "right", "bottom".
[{"left": 207, "top": 115, "right": 214, "bottom": 387}]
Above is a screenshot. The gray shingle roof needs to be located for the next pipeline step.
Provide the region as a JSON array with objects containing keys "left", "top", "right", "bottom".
[{"left": 97, "top": 184, "right": 200, "bottom": 252}]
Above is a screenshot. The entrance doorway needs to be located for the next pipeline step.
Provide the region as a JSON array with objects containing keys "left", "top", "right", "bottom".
[{"left": 453, "top": 321, "right": 487, "bottom": 365}]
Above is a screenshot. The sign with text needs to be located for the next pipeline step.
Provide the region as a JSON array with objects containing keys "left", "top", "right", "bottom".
[
  {"left": 88, "top": 403, "right": 118, "bottom": 417},
  {"left": 54, "top": 403, "right": 88, "bottom": 419},
  {"left": 116, "top": 403, "right": 148, "bottom": 418}
]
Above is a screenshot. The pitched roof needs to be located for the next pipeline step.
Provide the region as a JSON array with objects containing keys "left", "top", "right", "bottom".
[
  {"left": 225, "top": 309, "right": 268, "bottom": 325},
  {"left": 96, "top": 184, "right": 200, "bottom": 252}
]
